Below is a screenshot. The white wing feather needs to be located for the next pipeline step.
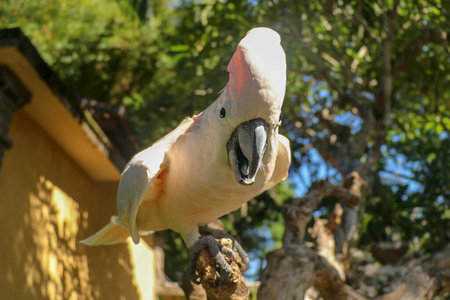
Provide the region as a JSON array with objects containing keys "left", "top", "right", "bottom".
[{"left": 116, "top": 117, "right": 194, "bottom": 244}]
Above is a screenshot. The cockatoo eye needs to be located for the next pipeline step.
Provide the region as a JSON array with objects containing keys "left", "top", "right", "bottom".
[{"left": 220, "top": 107, "right": 226, "bottom": 118}]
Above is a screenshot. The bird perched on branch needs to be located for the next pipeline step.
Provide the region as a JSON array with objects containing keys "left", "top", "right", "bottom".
[{"left": 81, "top": 27, "right": 290, "bottom": 280}]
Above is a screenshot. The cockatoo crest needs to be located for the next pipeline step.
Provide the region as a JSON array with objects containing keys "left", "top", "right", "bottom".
[{"left": 226, "top": 28, "right": 286, "bottom": 126}]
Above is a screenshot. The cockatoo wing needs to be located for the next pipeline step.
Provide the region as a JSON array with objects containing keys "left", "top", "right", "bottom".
[
  {"left": 81, "top": 117, "right": 194, "bottom": 246},
  {"left": 117, "top": 117, "right": 195, "bottom": 244},
  {"left": 264, "top": 134, "right": 291, "bottom": 190},
  {"left": 114, "top": 148, "right": 165, "bottom": 244}
]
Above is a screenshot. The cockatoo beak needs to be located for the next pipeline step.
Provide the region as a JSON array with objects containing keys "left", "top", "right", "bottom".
[{"left": 227, "top": 118, "right": 269, "bottom": 185}]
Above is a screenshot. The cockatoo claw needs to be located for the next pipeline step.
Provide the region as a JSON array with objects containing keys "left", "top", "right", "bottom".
[
  {"left": 187, "top": 226, "right": 249, "bottom": 284},
  {"left": 187, "top": 235, "right": 233, "bottom": 284}
]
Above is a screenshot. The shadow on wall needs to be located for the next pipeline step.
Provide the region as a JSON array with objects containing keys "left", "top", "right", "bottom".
[
  {"left": 0, "top": 112, "right": 146, "bottom": 299},
  {"left": 4, "top": 174, "right": 145, "bottom": 299},
  {"left": 21, "top": 176, "right": 92, "bottom": 299}
]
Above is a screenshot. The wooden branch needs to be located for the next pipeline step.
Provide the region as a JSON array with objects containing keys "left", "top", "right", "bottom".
[
  {"left": 258, "top": 244, "right": 369, "bottom": 300},
  {"left": 343, "top": 171, "right": 367, "bottom": 199},
  {"left": 393, "top": 28, "right": 447, "bottom": 77},
  {"left": 351, "top": 104, "right": 375, "bottom": 158},
  {"left": 359, "top": 113, "right": 385, "bottom": 178},
  {"left": 326, "top": 202, "right": 344, "bottom": 233},
  {"left": 376, "top": 11, "right": 394, "bottom": 123},
  {"left": 258, "top": 245, "right": 349, "bottom": 300},
  {"left": 182, "top": 220, "right": 249, "bottom": 300},
  {"left": 282, "top": 192, "right": 322, "bottom": 245},
  {"left": 346, "top": 284, "right": 370, "bottom": 300},
  {"left": 354, "top": 13, "right": 382, "bottom": 46},
  {"left": 312, "top": 217, "right": 346, "bottom": 280},
  {"left": 283, "top": 16, "right": 360, "bottom": 109},
  {"left": 281, "top": 173, "right": 365, "bottom": 246},
  {"left": 261, "top": 172, "right": 367, "bottom": 299},
  {"left": 380, "top": 170, "right": 420, "bottom": 183},
  {"left": 285, "top": 13, "right": 380, "bottom": 176},
  {"left": 180, "top": 239, "right": 248, "bottom": 300},
  {"left": 179, "top": 272, "right": 208, "bottom": 300},
  {"left": 312, "top": 95, "right": 375, "bottom": 176},
  {"left": 311, "top": 50, "right": 360, "bottom": 108},
  {"left": 314, "top": 253, "right": 350, "bottom": 300},
  {"left": 378, "top": 244, "right": 450, "bottom": 300},
  {"left": 315, "top": 109, "right": 352, "bottom": 140},
  {"left": 362, "top": 8, "right": 399, "bottom": 180},
  {"left": 194, "top": 237, "right": 249, "bottom": 300}
]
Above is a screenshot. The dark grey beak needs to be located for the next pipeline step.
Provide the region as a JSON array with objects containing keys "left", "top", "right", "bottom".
[{"left": 227, "top": 118, "right": 269, "bottom": 185}]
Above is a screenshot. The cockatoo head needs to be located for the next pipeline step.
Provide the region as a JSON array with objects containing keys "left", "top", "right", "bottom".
[{"left": 214, "top": 27, "right": 286, "bottom": 185}]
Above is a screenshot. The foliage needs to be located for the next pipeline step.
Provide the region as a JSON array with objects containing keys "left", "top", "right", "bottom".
[
  {"left": 253, "top": 0, "right": 449, "bottom": 256},
  {"left": 376, "top": 125, "right": 450, "bottom": 252}
]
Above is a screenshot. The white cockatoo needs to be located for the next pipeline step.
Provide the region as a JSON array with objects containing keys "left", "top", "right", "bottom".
[{"left": 81, "top": 28, "right": 290, "bottom": 274}]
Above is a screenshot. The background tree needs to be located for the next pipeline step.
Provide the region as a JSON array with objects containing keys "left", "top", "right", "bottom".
[{"left": 2, "top": 0, "right": 448, "bottom": 298}]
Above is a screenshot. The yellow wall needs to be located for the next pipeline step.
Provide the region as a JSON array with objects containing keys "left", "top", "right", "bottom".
[{"left": 0, "top": 109, "right": 155, "bottom": 299}]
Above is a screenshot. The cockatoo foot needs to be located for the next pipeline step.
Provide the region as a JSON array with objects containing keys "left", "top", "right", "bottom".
[
  {"left": 187, "top": 226, "right": 249, "bottom": 285},
  {"left": 188, "top": 235, "right": 232, "bottom": 285}
]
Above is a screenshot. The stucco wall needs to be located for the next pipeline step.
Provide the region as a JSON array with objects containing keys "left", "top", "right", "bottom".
[{"left": 0, "top": 109, "right": 155, "bottom": 299}]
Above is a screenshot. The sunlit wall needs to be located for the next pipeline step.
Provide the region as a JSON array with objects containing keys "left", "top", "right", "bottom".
[{"left": 0, "top": 109, "right": 155, "bottom": 299}]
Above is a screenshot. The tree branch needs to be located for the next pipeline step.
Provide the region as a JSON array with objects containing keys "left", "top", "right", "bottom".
[
  {"left": 181, "top": 221, "right": 249, "bottom": 300},
  {"left": 258, "top": 245, "right": 349, "bottom": 300},
  {"left": 312, "top": 217, "right": 346, "bottom": 280},
  {"left": 354, "top": 12, "right": 382, "bottom": 46},
  {"left": 378, "top": 244, "right": 450, "bottom": 300},
  {"left": 281, "top": 173, "right": 365, "bottom": 247},
  {"left": 313, "top": 103, "right": 375, "bottom": 176},
  {"left": 380, "top": 170, "right": 421, "bottom": 183},
  {"left": 365, "top": 6, "right": 398, "bottom": 179},
  {"left": 179, "top": 272, "right": 208, "bottom": 300},
  {"left": 283, "top": 16, "right": 361, "bottom": 109},
  {"left": 315, "top": 108, "right": 352, "bottom": 138},
  {"left": 393, "top": 28, "right": 447, "bottom": 77},
  {"left": 193, "top": 237, "right": 249, "bottom": 300}
]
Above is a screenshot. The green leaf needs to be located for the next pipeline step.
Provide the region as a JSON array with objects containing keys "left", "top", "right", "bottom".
[
  {"left": 427, "top": 152, "right": 436, "bottom": 162},
  {"left": 424, "top": 122, "right": 434, "bottom": 131},
  {"left": 169, "top": 44, "right": 189, "bottom": 52}
]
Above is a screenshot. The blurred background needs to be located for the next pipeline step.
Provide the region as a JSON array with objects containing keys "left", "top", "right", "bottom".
[{"left": 0, "top": 0, "right": 448, "bottom": 299}]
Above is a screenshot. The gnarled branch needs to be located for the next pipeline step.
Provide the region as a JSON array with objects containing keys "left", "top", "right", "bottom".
[
  {"left": 282, "top": 173, "right": 365, "bottom": 246},
  {"left": 378, "top": 244, "right": 450, "bottom": 300}
]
